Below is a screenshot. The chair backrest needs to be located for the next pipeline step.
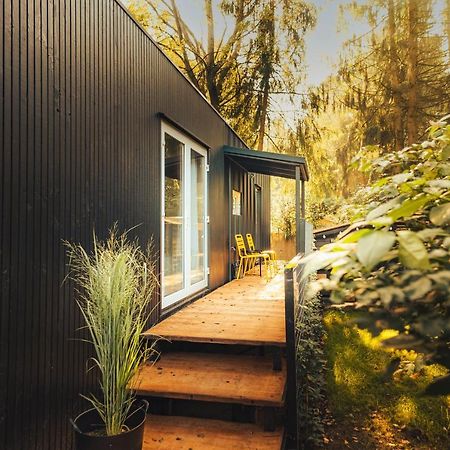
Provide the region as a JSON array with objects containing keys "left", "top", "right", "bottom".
[
  {"left": 246, "top": 233, "right": 256, "bottom": 251},
  {"left": 235, "top": 234, "right": 248, "bottom": 257}
]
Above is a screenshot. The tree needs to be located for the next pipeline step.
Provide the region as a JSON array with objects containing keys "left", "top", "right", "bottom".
[
  {"left": 387, "top": 0, "right": 403, "bottom": 151},
  {"left": 126, "top": 0, "right": 316, "bottom": 147},
  {"left": 445, "top": 0, "right": 450, "bottom": 65},
  {"left": 301, "top": 0, "right": 450, "bottom": 155}
]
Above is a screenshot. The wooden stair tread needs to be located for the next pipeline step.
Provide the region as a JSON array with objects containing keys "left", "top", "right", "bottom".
[
  {"left": 143, "top": 297, "right": 285, "bottom": 346},
  {"left": 143, "top": 415, "right": 283, "bottom": 450},
  {"left": 132, "top": 352, "right": 286, "bottom": 406}
]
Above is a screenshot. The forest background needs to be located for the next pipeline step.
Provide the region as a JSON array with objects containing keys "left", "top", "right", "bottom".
[{"left": 124, "top": 0, "right": 450, "bottom": 238}]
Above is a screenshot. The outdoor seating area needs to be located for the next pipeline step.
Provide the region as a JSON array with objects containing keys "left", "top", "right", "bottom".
[{"left": 235, "top": 233, "right": 277, "bottom": 279}]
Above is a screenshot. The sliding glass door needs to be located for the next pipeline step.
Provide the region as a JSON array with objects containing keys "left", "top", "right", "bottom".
[{"left": 161, "top": 123, "right": 208, "bottom": 308}]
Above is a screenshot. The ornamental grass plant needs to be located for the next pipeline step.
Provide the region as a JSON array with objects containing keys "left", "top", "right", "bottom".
[{"left": 66, "top": 228, "right": 157, "bottom": 436}]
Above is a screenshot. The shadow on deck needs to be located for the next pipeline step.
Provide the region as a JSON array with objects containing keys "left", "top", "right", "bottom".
[{"left": 134, "top": 273, "right": 287, "bottom": 449}]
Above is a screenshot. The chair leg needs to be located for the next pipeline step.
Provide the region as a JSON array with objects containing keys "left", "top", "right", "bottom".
[
  {"left": 237, "top": 259, "right": 243, "bottom": 279},
  {"left": 264, "top": 257, "right": 270, "bottom": 280}
]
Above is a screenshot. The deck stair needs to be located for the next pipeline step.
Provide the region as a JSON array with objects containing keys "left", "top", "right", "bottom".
[{"left": 133, "top": 275, "right": 287, "bottom": 449}]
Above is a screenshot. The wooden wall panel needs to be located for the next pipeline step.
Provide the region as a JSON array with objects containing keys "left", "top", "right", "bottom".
[{"left": 0, "top": 0, "right": 272, "bottom": 448}]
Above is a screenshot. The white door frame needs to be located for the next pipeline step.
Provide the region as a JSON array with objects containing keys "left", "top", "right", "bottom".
[{"left": 161, "top": 122, "right": 209, "bottom": 309}]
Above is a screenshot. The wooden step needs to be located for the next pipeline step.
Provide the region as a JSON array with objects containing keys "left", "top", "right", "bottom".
[
  {"left": 132, "top": 352, "right": 286, "bottom": 407},
  {"left": 143, "top": 415, "right": 283, "bottom": 449},
  {"left": 143, "top": 296, "right": 285, "bottom": 346}
]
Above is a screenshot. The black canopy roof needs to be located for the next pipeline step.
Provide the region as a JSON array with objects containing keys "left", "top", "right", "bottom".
[{"left": 223, "top": 146, "right": 309, "bottom": 181}]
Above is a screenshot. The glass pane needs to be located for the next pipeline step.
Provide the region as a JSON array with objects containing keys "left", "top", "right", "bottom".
[
  {"left": 164, "top": 133, "right": 184, "bottom": 296},
  {"left": 190, "top": 149, "right": 205, "bottom": 285}
]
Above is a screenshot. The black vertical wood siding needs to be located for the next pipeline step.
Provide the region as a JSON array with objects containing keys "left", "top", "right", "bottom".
[
  {"left": 0, "top": 1, "right": 270, "bottom": 448},
  {"left": 229, "top": 162, "right": 271, "bottom": 267}
]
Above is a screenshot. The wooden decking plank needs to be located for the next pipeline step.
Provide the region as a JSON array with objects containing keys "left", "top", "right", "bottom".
[
  {"left": 167, "top": 312, "right": 283, "bottom": 322},
  {"left": 143, "top": 415, "right": 283, "bottom": 450},
  {"left": 132, "top": 353, "right": 286, "bottom": 406},
  {"left": 172, "top": 302, "right": 284, "bottom": 313},
  {"left": 146, "top": 323, "right": 285, "bottom": 346},
  {"left": 144, "top": 276, "right": 286, "bottom": 346}
]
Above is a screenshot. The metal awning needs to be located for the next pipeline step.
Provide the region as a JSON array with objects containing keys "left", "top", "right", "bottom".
[{"left": 223, "top": 146, "right": 309, "bottom": 181}]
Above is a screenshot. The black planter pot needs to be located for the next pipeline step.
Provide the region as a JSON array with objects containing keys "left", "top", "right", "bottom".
[{"left": 73, "top": 399, "right": 148, "bottom": 450}]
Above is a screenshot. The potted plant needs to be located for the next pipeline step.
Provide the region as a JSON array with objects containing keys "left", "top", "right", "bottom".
[{"left": 66, "top": 228, "right": 157, "bottom": 450}]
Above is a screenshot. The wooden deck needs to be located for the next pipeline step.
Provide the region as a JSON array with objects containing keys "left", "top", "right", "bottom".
[
  {"left": 143, "top": 273, "right": 286, "bottom": 346},
  {"left": 138, "top": 273, "right": 287, "bottom": 449}
]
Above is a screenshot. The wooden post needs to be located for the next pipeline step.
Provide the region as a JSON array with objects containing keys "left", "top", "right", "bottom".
[
  {"left": 295, "top": 166, "right": 301, "bottom": 254},
  {"left": 301, "top": 180, "right": 306, "bottom": 219},
  {"left": 284, "top": 262, "right": 299, "bottom": 449}
]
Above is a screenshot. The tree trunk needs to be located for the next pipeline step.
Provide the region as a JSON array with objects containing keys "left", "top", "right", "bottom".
[
  {"left": 257, "top": 0, "right": 275, "bottom": 151},
  {"left": 406, "top": 0, "right": 419, "bottom": 145},
  {"left": 204, "top": 0, "right": 219, "bottom": 108},
  {"left": 446, "top": 0, "right": 450, "bottom": 66},
  {"left": 387, "top": 0, "right": 403, "bottom": 151}
]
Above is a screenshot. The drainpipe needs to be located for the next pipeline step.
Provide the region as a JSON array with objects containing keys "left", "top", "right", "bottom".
[{"left": 295, "top": 166, "right": 307, "bottom": 255}]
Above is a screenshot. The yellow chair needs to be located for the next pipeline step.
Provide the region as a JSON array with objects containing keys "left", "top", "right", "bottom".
[
  {"left": 235, "top": 234, "right": 270, "bottom": 279},
  {"left": 245, "top": 233, "right": 276, "bottom": 263}
]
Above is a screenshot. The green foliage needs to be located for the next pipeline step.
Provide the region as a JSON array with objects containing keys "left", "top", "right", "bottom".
[
  {"left": 306, "top": 197, "right": 350, "bottom": 228},
  {"left": 306, "top": 117, "right": 450, "bottom": 381},
  {"left": 65, "top": 228, "right": 157, "bottom": 436},
  {"left": 303, "top": 0, "right": 450, "bottom": 154},
  {"left": 296, "top": 287, "right": 326, "bottom": 448},
  {"left": 128, "top": 0, "right": 316, "bottom": 148},
  {"left": 324, "top": 311, "right": 450, "bottom": 447}
]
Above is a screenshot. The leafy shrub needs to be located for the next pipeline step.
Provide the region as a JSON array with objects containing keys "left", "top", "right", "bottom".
[
  {"left": 305, "top": 116, "right": 450, "bottom": 390},
  {"left": 306, "top": 197, "right": 345, "bottom": 228},
  {"left": 296, "top": 287, "right": 326, "bottom": 448}
]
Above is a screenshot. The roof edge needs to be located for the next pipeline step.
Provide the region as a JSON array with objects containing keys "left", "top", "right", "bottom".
[{"left": 224, "top": 145, "right": 309, "bottom": 181}]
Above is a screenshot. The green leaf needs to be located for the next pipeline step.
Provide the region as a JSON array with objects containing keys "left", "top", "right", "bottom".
[
  {"left": 429, "top": 249, "right": 447, "bottom": 258},
  {"left": 416, "top": 228, "right": 447, "bottom": 241},
  {"left": 397, "top": 230, "right": 431, "bottom": 270},
  {"left": 443, "top": 237, "right": 450, "bottom": 249},
  {"left": 356, "top": 231, "right": 396, "bottom": 271},
  {"left": 373, "top": 177, "right": 390, "bottom": 188},
  {"left": 442, "top": 144, "right": 450, "bottom": 160},
  {"left": 301, "top": 251, "right": 349, "bottom": 279},
  {"left": 428, "top": 271, "right": 450, "bottom": 284},
  {"left": 340, "top": 228, "right": 372, "bottom": 243},
  {"left": 429, "top": 203, "right": 450, "bottom": 226},
  {"left": 392, "top": 172, "right": 412, "bottom": 184},
  {"left": 406, "top": 277, "right": 432, "bottom": 300},
  {"left": 366, "top": 196, "right": 403, "bottom": 221},
  {"left": 369, "top": 216, "right": 394, "bottom": 228},
  {"left": 387, "top": 195, "right": 433, "bottom": 221},
  {"left": 427, "top": 179, "right": 450, "bottom": 189}
]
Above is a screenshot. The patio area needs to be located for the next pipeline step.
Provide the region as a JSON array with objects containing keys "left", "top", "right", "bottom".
[
  {"left": 144, "top": 271, "right": 286, "bottom": 346},
  {"left": 134, "top": 272, "right": 287, "bottom": 449}
]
